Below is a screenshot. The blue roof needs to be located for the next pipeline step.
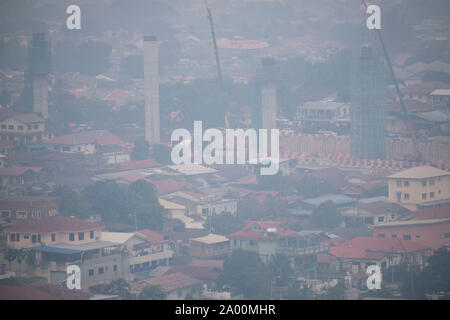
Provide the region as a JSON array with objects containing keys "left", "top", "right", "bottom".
[
  {"left": 302, "top": 194, "right": 355, "bottom": 207},
  {"left": 32, "top": 246, "right": 81, "bottom": 255}
]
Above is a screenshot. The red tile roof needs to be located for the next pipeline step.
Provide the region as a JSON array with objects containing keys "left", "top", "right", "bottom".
[
  {"left": 235, "top": 175, "right": 258, "bottom": 185},
  {"left": 137, "top": 229, "right": 168, "bottom": 244},
  {"left": 0, "top": 166, "right": 41, "bottom": 176},
  {"left": 150, "top": 179, "right": 193, "bottom": 195},
  {"left": 103, "top": 90, "right": 131, "bottom": 101},
  {"left": 44, "top": 130, "right": 125, "bottom": 146},
  {"left": 329, "top": 236, "right": 429, "bottom": 259},
  {"left": 244, "top": 221, "right": 281, "bottom": 231},
  {"left": 188, "top": 259, "right": 224, "bottom": 269},
  {"left": 120, "top": 175, "right": 152, "bottom": 183},
  {"left": 317, "top": 254, "right": 336, "bottom": 263},
  {"left": 0, "top": 284, "right": 90, "bottom": 300},
  {"left": 6, "top": 216, "right": 102, "bottom": 233}
]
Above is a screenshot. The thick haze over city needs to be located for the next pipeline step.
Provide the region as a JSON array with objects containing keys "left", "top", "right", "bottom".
[{"left": 0, "top": 0, "right": 449, "bottom": 304}]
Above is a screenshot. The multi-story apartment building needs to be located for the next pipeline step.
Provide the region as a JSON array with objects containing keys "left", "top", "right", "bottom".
[
  {"left": 387, "top": 166, "right": 450, "bottom": 211},
  {"left": 0, "top": 110, "right": 47, "bottom": 147},
  {"left": 4, "top": 216, "right": 102, "bottom": 249},
  {"left": 0, "top": 196, "right": 59, "bottom": 220},
  {"left": 229, "top": 221, "right": 329, "bottom": 278}
]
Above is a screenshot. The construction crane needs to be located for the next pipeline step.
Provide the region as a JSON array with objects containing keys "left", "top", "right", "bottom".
[
  {"left": 203, "top": 0, "right": 222, "bottom": 85},
  {"left": 203, "top": 0, "right": 230, "bottom": 129},
  {"left": 360, "top": 0, "right": 420, "bottom": 162}
]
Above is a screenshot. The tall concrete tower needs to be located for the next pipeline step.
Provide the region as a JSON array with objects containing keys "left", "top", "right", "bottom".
[
  {"left": 252, "top": 57, "right": 279, "bottom": 130},
  {"left": 26, "top": 33, "right": 51, "bottom": 119},
  {"left": 143, "top": 36, "right": 160, "bottom": 144},
  {"left": 350, "top": 46, "right": 386, "bottom": 159}
]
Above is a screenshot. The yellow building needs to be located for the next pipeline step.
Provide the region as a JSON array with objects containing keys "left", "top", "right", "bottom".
[
  {"left": 5, "top": 216, "right": 102, "bottom": 249},
  {"left": 387, "top": 166, "right": 450, "bottom": 211},
  {"left": 0, "top": 110, "right": 47, "bottom": 147}
]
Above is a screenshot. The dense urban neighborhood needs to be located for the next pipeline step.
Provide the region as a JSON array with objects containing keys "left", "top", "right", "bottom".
[{"left": 1, "top": 0, "right": 450, "bottom": 300}]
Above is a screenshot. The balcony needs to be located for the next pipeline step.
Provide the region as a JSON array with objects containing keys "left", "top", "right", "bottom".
[{"left": 276, "top": 244, "right": 329, "bottom": 256}]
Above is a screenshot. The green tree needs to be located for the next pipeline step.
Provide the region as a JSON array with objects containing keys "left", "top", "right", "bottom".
[
  {"left": 51, "top": 185, "right": 91, "bottom": 219},
  {"left": 310, "top": 201, "right": 342, "bottom": 229},
  {"left": 204, "top": 213, "right": 244, "bottom": 235},
  {"left": 237, "top": 198, "right": 259, "bottom": 221},
  {"left": 152, "top": 143, "right": 171, "bottom": 165},
  {"left": 90, "top": 279, "right": 133, "bottom": 300},
  {"left": 82, "top": 181, "right": 134, "bottom": 223},
  {"left": 401, "top": 249, "right": 450, "bottom": 299},
  {"left": 131, "top": 137, "right": 150, "bottom": 160},
  {"left": 286, "top": 282, "right": 315, "bottom": 300},
  {"left": 324, "top": 280, "right": 345, "bottom": 300},
  {"left": 268, "top": 254, "right": 294, "bottom": 286},
  {"left": 219, "top": 249, "right": 270, "bottom": 299},
  {"left": 139, "top": 285, "right": 166, "bottom": 300}
]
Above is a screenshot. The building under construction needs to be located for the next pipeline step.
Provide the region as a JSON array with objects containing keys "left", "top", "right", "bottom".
[
  {"left": 143, "top": 35, "right": 160, "bottom": 145},
  {"left": 350, "top": 45, "right": 386, "bottom": 159},
  {"left": 24, "top": 33, "right": 51, "bottom": 119},
  {"left": 251, "top": 57, "right": 279, "bottom": 131}
]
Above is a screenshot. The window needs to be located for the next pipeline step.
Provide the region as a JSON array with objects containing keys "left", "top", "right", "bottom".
[
  {"left": 422, "top": 180, "right": 427, "bottom": 187},
  {"left": 377, "top": 234, "right": 385, "bottom": 238},
  {"left": 62, "top": 146, "right": 70, "bottom": 151},
  {"left": 89, "top": 269, "right": 94, "bottom": 276},
  {"left": 430, "top": 179, "right": 435, "bottom": 186},
  {"left": 404, "top": 181, "right": 409, "bottom": 187},
  {"left": 445, "top": 233, "right": 450, "bottom": 239},
  {"left": 51, "top": 233, "right": 56, "bottom": 242},
  {"left": 69, "top": 233, "right": 75, "bottom": 241},
  {"left": 113, "top": 265, "right": 117, "bottom": 272},
  {"left": 430, "top": 192, "right": 435, "bottom": 199},
  {"left": 78, "top": 232, "right": 84, "bottom": 241},
  {"left": 378, "top": 216, "right": 384, "bottom": 222},
  {"left": 422, "top": 193, "right": 427, "bottom": 200},
  {"left": 98, "top": 267, "right": 104, "bottom": 274},
  {"left": 404, "top": 193, "right": 409, "bottom": 200},
  {"left": 32, "top": 235, "right": 37, "bottom": 243},
  {"left": 403, "top": 235, "right": 411, "bottom": 241},
  {"left": 8, "top": 125, "right": 13, "bottom": 130},
  {"left": 16, "top": 211, "right": 27, "bottom": 219},
  {"left": 396, "top": 180, "right": 402, "bottom": 187},
  {"left": 416, "top": 235, "right": 421, "bottom": 239},
  {"left": 1, "top": 125, "right": 6, "bottom": 129},
  {"left": 392, "top": 234, "right": 397, "bottom": 238},
  {"left": 16, "top": 234, "right": 20, "bottom": 241},
  {"left": 1, "top": 211, "right": 10, "bottom": 218},
  {"left": 10, "top": 234, "right": 16, "bottom": 242},
  {"left": 90, "top": 231, "right": 94, "bottom": 239},
  {"left": 24, "top": 234, "right": 29, "bottom": 239},
  {"left": 34, "top": 124, "right": 38, "bottom": 129},
  {"left": 18, "top": 125, "right": 23, "bottom": 131}
]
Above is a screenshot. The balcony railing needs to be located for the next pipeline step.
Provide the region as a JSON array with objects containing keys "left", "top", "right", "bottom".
[{"left": 275, "top": 245, "right": 329, "bottom": 256}]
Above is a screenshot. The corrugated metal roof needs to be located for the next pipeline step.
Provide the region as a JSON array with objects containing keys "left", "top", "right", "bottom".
[{"left": 302, "top": 194, "right": 355, "bottom": 207}]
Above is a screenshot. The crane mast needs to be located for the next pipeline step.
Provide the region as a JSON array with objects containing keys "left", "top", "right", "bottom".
[{"left": 360, "top": 0, "right": 420, "bottom": 161}]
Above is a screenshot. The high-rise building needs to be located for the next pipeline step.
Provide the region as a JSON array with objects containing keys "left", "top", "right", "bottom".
[
  {"left": 25, "top": 33, "right": 51, "bottom": 119},
  {"left": 143, "top": 36, "right": 160, "bottom": 144},
  {"left": 252, "top": 57, "right": 279, "bottom": 131},
  {"left": 350, "top": 46, "right": 386, "bottom": 159}
]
